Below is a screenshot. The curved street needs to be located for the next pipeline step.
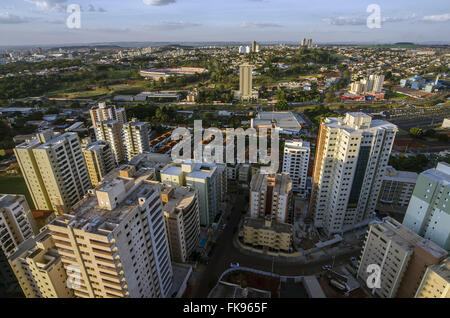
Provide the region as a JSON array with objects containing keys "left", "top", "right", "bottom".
[{"left": 191, "top": 193, "right": 361, "bottom": 298}]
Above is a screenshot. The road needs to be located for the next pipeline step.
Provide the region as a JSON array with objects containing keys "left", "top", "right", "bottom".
[{"left": 191, "top": 193, "right": 361, "bottom": 298}]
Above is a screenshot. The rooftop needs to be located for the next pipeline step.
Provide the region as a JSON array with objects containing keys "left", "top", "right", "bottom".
[
  {"left": 371, "top": 217, "right": 447, "bottom": 259},
  {"left": 244, "top": 217, "right": 293, "bottom": 234},
  {"left": 50, "top": 168, "right": 156, "bottom": 236}
]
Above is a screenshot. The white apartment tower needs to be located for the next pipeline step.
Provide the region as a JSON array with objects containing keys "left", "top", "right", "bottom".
[
  {"left": 123, "top": 120, "right": 151, "bottom": 162},
  {"left": 402, "top": 162, "right": 450, "bottom": 251},
  {"left": 47, "top": 167, "right": 174, "bottom": 298},
  {"left": 249, "top": 172, "right": 293, "bottom": 224},
  {"left": 282, "top": 140, "right": 310, "bottom": 193},
  {"left": 90, "top": 102, "right": 127, "bottom": 137},
  {"left": 15, "top": 130, "right": 92, "bottom": 214},
  {"left": 161, "top": 161, "right": 219, "bottom": 227},
  {"left": 310, "top": 112, "right": 398, "bottom": 235},
  {"left": 0, "top": 194, "right": 38, "bottom": 257}
]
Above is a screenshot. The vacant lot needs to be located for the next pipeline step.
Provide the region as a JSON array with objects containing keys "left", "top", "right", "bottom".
[{"left": 0, "top": 175, "right": 34, "bottom": 209}]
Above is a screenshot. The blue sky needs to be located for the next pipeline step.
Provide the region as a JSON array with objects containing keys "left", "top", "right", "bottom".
[{"left": 0, "top": 0, "right": 449, "bottom": 46}]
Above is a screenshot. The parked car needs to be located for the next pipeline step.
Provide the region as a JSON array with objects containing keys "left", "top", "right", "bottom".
[
  {"left": 322, "top": 264, "right": 331, "bottom": 270},
  {"left": 230, "top": 262, "right": 240, "bottom": 268}
]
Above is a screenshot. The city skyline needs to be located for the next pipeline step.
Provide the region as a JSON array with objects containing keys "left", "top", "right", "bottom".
[{"left": 0, "top": 0, "right": 449, "bottom": 46}]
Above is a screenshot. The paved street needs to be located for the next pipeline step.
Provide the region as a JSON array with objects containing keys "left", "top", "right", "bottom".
[{"left": 190, "top": 193, "right": 361, "bottom": 298}]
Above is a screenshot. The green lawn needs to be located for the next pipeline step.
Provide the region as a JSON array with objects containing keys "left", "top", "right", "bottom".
[{"left": 0, "top": 176, "right": 35, "bottom": 209}]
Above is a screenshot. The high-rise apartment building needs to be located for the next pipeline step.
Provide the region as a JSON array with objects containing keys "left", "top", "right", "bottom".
[
  {"left": 357, "top": 217, "right": 447, "bottom": 298},
  {"left": 251, "top": 40, "right": 257, "bottom": 53},
  {"left": 249, "top": 172, "right": 293, "bottom": 224},
  {"left": 310, "top": 112, "right": 397, "bottom": 235},
  {"left": 82, "top": 139, "right": 117, "bottom": 187},
  {"left": 282, "top": 140, "right": 310, "bottom": 194},
  {"left": 301, "top": 38, "right": 307, "bottom": 47},
  {"left": 307, "top": 39, "right": 313, "bottom": 48},
  {"left": 378, "top": 166, "right": 418, "bottom": 207},
  {"left": 239, "top": 63, "right": 254, "bottom": 101},
  {"left": 370, "top": 74, "right": 385, "bottom": 93},
  {"left": 47, "top": 166, "right": 173, "bottom": 298},
  {"left": 15, "top": 130, "right": 91, "bottom": 214},
  {"left": 122, "top": 120, "right": 151, "bottom": 162},
  {"left": 161, "top": 161, "right": 219, "bottom": 227},
  {"left": 90, "top": 102, "right": 127, "bottom": 135},
  {"left": 95, "top": 120, "right": 125, "bottom": 166},
  {"left": 415, "top": 257, "right": 450, "bottom": 298},
  {"left": 158, "top": 184, "right": 200, "bottom": 263},
  {"left": 8, "top": 228, "right": 74, "bottom": 298},
  {"left": 0, "top": 194, "right": 37, "bottom": 257},
  {"left": 402, "top": 162, "right": 450, "bottom": 251}
]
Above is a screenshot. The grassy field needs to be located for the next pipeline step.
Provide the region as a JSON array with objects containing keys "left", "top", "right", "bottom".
[{"left": 0, "top": 175, "right": 35, "bottom": 209}]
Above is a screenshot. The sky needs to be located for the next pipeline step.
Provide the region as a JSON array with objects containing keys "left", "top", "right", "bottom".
[{"left": 0, "top": 0, "right": 449, "bottom": 46}]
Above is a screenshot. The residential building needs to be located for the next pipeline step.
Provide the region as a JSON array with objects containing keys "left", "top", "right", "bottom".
[
  {"left": 282, "top": 140, "right": 310, "bottom": 193},
  {"left": 415, "top": 257, "right": 450, "bottom": 298},
  {"left": 310, "top": 112, "right": 398, "bottom": 235},
  {"left": 158, "top": 184, "right": 200, "bottom": 263},
  {"left": 357, "top": 217, "right": 447, "bottom": 298},
  {"left": 82, "top": 139, "right": 116, "bottom": 187},
  {"left": 243, "top": 216, "right": 293, "bottom": 253},
  {"left": 0, "top": 194, "right": 37, "bottom": 257},
  {"left": 402, "top": 162, "right": 450, "bottom": 251},
  {"left": 47, "top": 166, "right": 173, "bottom": 298},
  {"left": 378, "top": 166, "right": 418, "bottom": 207},
  {"left": 239, "top": 63, "right": 254, "bottom": 101},
  {"left": 95, "top": 120, "right": 125, "bottom": 165},
  {"left": 122, "top": 120, "right": 151, "bottom": 162},
  {"left": 249, "top": 172, "right": 293, "bottom": 224},
  {"left": 15, "top": 130, "right": 91, "bottom": 214},
  {"left": 8, "top": 228, "right": 73, "bottom": 298},
  {"left": 161, "top": 161, "right": 219, "bottom": 227},
  {"left": 90, "top": 102, "right": 127, "bottom": 133}
]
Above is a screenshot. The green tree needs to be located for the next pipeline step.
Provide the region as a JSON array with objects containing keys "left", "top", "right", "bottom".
[{"left": 409, "top": 127, "right": 424, "bottom": 138}]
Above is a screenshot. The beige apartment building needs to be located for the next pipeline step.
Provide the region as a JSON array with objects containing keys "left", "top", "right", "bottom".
[
  {"left": 243, "top": 216, "right": 293, "bottom": 253},
  {"left": 122, "top": 120, "right": 151, "bottom": 162},
  {"left": 90, "top": 102, "right": 127, "bottom": 132},
  {"left": 95, "top": 120, "right": 125, "bottom": 166},
  {"left": 8, "top": 228, "right": 73, "bottom": 298},
  {"left": 46, "top": 166, "right": 173, "bottom": 298},
  {"left": 310, "top": 112, "right": 398, "bottom": 235},
  {"left": 158, "top": 184, "right": 200, "bottom": 263},
  {"left": 0, "top": 194, "right": 38, "bottom": 256},
  {"left": 82, "top": 139, "right": 116, "bottom": 187},
  {"left": 357, "top": 217, "right": 447, "bottom": 298},
  {"left": 249, "top": 172, "right": 293, "bottom": 224},
  {"left": 415, "top": 257, "right": 450, "bottom": 298},
  {"left": 15, "top": 130, "right": 91, "bottom": 214}
]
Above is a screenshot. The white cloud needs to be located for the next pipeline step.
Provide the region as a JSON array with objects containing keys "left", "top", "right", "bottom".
[
  {"left": 142, "top": 0, "right": 176, "bottom": 6},
  {"left": 143, "top": 21, "right": 201, "bottom": 30},
  {"left": 25, "top": 0, "right": 67, "bottom": 10},
  {"left": 0, "top": 12, "right": 31, "bottom": 24},
  {"left": 422, "top": 13, "right": 450, "bottom": 23},
  {"left": 323, "top": 14, "right": 418, "bottom": 26},
  {"left": 240, "top": 22, "right": 283, "bottom": 28}
]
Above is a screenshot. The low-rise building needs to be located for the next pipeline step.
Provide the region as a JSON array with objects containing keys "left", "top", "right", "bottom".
[{"left": 243, "top": 216, "right": 293, "bottom": 253}]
